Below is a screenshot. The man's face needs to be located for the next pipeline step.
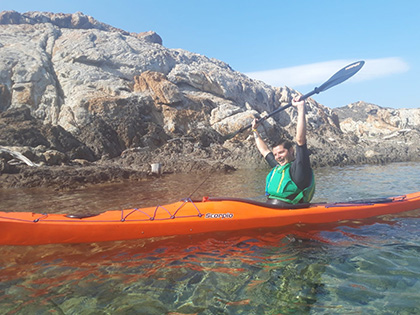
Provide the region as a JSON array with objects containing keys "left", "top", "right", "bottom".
[{"left": 273, "top": 145, "right": 294, "bottom": 166}]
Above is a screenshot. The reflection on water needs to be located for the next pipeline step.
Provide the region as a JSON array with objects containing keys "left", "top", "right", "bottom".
[
  {"left": 1, "top": 162, "right": 420, "bottom": 314},
  {"left": 0, "top": 168, "right": 266, "bottom": 215},
  {"left": 314, "top": 162, "right": 420, "bottom": 202},
  {"left": 1, "top": 162, "right": 420, "bottom": 215},
  {"left": 2, "top": 215, "right": 420, "bottom": 314}
]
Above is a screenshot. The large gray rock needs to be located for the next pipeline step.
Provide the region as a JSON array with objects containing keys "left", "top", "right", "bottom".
[
  {"left": 1, "top": 11, "right": 308, "bottom": 156},
  {"left": 0, "top": 10, "right": 419, "bottom": 171},
  {"left": 335, "top": 101, "right": 420, "bottom": 138}
]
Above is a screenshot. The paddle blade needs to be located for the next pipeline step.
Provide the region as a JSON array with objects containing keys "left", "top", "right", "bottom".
[{"left": 318, "top": 60, "right": 365, "bottom": 93}]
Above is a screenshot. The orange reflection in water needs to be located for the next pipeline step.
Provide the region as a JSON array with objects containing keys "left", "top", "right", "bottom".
[{"left": 0, "top": 213, "right": 417, "bottom": 314}]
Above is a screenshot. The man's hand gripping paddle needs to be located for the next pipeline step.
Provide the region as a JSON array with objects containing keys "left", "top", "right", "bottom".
[{"left": 222, "top": 60, "right": 365, "bottom": 141}]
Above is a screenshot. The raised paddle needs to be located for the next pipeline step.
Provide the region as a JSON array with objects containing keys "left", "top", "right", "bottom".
[{"left": 222, "top": 60, "right": 365, "bottom": 141}]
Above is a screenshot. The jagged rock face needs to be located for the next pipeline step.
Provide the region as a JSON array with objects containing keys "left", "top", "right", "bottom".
[
  {"left": 0, "top": 11, "right": 419, "bottom": 168},
  {"left": 0, "top": 107, "right": 96, "bottom": 163},
  {"left": 0, "top": 10, "right": 162, "bottom": 42},
  {"left": 332, "top": 102, "right": 420, "bottom": 165},
  {"left": 0, "top": 11, "right": 322, "bottom": 158},
  {"left": 335, "top": 102, "right": 420, "bottom": 138}
]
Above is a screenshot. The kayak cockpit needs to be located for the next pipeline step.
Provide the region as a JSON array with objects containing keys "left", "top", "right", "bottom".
[{"left": 199, "top": 196, "right": 312, "bottom": 209}]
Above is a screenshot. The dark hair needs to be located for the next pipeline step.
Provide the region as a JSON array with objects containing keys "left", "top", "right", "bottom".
[{"left": 272, "top": 139, "right": 294, "bottom": 150}]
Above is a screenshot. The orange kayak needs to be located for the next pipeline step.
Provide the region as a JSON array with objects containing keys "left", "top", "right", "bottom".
[{"left": 1, "top": 191, "right": 420, "bottom": 246}]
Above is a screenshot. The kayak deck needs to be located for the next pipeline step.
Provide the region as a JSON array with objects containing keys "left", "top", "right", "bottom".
[{"left": 1, "top": 191, "right": 420, "bottom": 246}]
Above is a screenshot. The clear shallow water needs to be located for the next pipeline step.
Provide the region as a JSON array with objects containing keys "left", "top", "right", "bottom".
[{"left": 1, "top": 162, "right": 420, "bottom": 314}]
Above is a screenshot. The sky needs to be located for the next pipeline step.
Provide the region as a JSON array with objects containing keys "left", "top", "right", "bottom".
[{"left": 1, "top": 0, "right": 420, "bottom": 109}]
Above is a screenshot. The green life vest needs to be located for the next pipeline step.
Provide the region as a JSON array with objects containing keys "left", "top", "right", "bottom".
[{"left": 265, "top": 162, "right": 315, "bottom": 204}]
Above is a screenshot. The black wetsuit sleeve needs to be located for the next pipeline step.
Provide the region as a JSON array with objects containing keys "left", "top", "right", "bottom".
[
  {"left": 265, "top": 152, "right": 278, "bottom": 168},
  {"left": 290, "top": 143, "right": 312, "bottom": 190}
]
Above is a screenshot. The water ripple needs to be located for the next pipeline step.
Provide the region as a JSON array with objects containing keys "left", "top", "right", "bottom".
[{"left": 1, "top": 162, "right": 420, "bottom": 313}]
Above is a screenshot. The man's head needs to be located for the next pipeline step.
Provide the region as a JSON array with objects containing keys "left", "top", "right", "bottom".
[{"left": 272, "top": 140, "right": 295, "bottom": 166}]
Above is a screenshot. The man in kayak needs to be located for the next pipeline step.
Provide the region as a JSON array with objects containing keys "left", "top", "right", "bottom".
[{"left": 252, "top": 96, "right": 315, "bottom": 206}]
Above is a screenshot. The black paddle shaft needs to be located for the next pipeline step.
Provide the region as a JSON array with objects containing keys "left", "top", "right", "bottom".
[{"left": 223, "top": 60, "right": 365, "bottom": 140}]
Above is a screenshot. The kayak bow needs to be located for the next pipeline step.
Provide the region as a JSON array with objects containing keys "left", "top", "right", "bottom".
[{"left": 1, "top": 191, "right": 420, "bottom": 246}]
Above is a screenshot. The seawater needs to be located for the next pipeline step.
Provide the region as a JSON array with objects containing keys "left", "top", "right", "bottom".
[{"left": 1, "top": 162, "right": 420, "bottom": 314}]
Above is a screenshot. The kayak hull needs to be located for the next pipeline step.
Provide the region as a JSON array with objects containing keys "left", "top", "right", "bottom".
[{"left": 1, "top": 192, "right": 420, "bottom": 246}]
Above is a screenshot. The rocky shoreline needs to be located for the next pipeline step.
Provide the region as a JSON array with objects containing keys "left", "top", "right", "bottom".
[
  {"left": 1, "top": 11, "right": 419, "bottom": 190},
  {"left": 1, "top": 119, "right": 419, "bottom": 190}
]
